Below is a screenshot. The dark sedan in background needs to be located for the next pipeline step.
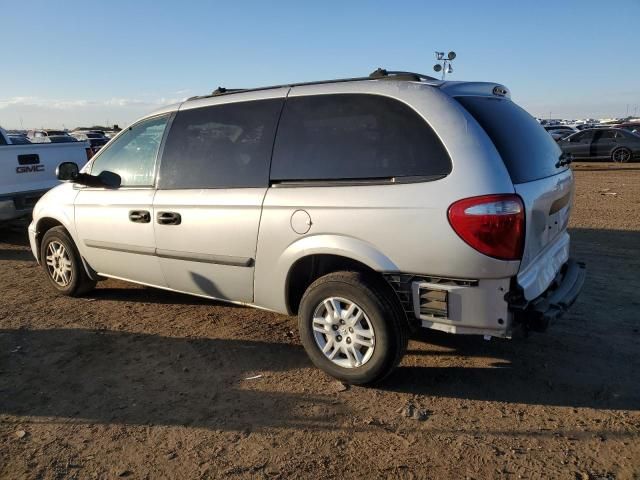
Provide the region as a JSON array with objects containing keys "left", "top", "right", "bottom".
[
  {"left": 544, "top": 125, "right": 577, "bottom": 141},
  {"left": 70, "top": 131, "right": 109, "bottom": 153},
  {"left": 558, "top": 128, "right": 640, "bottom": 162}
]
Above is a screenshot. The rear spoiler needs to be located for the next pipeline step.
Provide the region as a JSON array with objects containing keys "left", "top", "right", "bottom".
[{"left": 439, "top": 81, "right": 511, "bottom": 99}]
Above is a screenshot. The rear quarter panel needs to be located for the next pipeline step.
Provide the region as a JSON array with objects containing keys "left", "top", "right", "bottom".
[{"left": 253, "top": 81, "right": 520, "bottom": 314}]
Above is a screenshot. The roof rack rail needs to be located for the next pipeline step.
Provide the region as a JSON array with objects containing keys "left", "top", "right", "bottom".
[
  {"left": 211, "top": 86, "right": 247, "bottom": 96},
  {"left": 186, "top": 68, "right": 439, "bottom": 102},
  {"left": 368, "top": 68, "right": 438, "bottom": 82}
]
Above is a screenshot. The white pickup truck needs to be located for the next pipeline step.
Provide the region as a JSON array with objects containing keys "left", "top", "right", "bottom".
[{"left": 0, "top": 127, "right": 92, "bottom": 222}]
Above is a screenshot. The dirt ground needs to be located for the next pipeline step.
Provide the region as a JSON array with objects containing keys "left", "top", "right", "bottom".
[{"left": 1, "top": 162, "right": 639, "bottom": 479}]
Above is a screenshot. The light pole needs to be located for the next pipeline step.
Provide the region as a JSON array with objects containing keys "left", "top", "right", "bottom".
[{"left": 433, "top": 51, "right": 456, "bottom": 80}]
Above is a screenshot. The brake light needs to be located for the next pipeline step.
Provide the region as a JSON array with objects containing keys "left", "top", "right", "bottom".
[
  {"left": 447, "top": 194, "right": 525, "bottom": 261},
  {"left": 85, "top": 147, "right": 94, "bottom": 161}
]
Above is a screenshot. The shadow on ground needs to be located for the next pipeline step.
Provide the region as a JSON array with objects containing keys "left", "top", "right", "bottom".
[
  {"left": 1, "top": 226, "right": 638, "bottom": 429},
  {"left": 0, "top": 223, "right": 31, "bottom": 261},
  {"left": 386, "top": 228, "right": 640, "bottom": 411},
  {"left": 87, "top": 286, "right": 231, "bottom": 306},
  {"left": 0, "top": 328, "right": 339, "bottom": 431},
  {"left": 0, "top": 221, "right": 30, "bottom": 246},
  {"left": 572, "top": 164, "right": 640, "bottom": 172},
  {"left": 0, "top": 248, "right": 33, "bottom": 261}
]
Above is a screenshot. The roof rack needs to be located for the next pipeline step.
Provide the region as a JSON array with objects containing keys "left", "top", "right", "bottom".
[
  {"left": 211, "top": 87, "right": 247, "bottom": 96},
  {"left": 368, "top": 68, "right": 437, "bottom": 82},
  {"left": 186, "top": 68, "right": 439, "bottom": 101}
]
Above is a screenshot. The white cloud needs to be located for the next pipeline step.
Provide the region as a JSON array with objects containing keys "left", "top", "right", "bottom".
[
  {"left": 0, "top": 96, "right": 184, "bottom": 110},
  {"left": 0, "top": 95, "right": 190, "bottom": 129}
]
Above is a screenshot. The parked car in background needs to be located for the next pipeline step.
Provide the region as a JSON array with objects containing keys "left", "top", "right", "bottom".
[
  {"left": 72, "top": 129, "right": 107, "bottom": 138},
  {"left": 615, "top": 123, "right": 640, "bottom": 136},
  {"left": 544, "top": 125, "right": 576, "bottom": 134},
  {"left": 544, "top": 125, "right": 576, "bottom": 142},
  {"left": 575, "top": 124, "right": 598, "bottom": 131},
  {"left": 7, "top": 134, "right": 31, "bottom": 145},
  {"left": 559, "top": 128, "right": 640, "bottom": 162},
  {"left": 0, "top": 127, "right": 91, "bottom": 222},
  {"left": 28, "top": 70, "right": 585, "bottom": 384},
  {"left": 46, "top": 136, "right": 79, "bottom": 143},
  {"left": 70, "top": 131, "right": 109, "bottom": 153},
  {"left": 27, "top": 129, "right": 72, "bottom": 143}
]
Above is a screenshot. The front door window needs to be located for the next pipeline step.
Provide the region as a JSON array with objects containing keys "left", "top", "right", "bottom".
[{"left": 91, "top": 115, "right": 168, "bottom": 187}]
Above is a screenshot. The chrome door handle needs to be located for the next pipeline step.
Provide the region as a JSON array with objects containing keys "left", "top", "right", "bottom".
[
  {"left": 129, "top": 210, "right": 150, "bottom": 223},
  {"left": 157, "top": 211, "right": 181, "bottom": 225}
]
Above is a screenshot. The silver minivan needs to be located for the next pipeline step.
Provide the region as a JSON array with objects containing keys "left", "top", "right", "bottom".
[{"left": 29, "top": 69, "right": 585, "bottom": 384}]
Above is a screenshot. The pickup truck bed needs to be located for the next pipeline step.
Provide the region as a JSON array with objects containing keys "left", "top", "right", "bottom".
[{"left": 0, "top": 128, "right": 91, "bottom": 221}]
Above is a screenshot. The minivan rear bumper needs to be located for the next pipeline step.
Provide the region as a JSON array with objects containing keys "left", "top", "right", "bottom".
[
  {"left": 511, "top": 258, "right": 586, "bottom": 332},
  {"left": 517, "top": 231, "right": 570, "bottom": 301}
]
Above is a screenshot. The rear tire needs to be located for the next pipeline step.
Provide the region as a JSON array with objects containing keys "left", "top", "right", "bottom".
[
  {"left": 611, "top": 147, "right": 631, "bottom": 163},
  {"left": 298, "top": 271, "right": 408, "bottom": 385},
  {"left": 40, "top": 226, "right": 96, "bottom": 296}
]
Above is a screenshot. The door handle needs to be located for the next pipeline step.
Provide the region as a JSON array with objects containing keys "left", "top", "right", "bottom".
[
  {"left": 129, "top": 210, "right": 150, "bottom": 223},
  {"left": 157, "top": 211, "right": 182, "bottom": 225}
]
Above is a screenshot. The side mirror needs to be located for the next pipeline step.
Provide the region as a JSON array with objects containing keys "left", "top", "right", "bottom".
[
  {"left": 56, "top": 162, "right": 79, "bottom": 181},
  {"left": 97, "top": 170, "right": 122, "bottom": 188},
  {"left": 56, "top": 162, "right": 121, "bottom": 188}
]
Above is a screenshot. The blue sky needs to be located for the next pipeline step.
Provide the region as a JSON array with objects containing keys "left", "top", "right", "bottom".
[{"left": 1, "top": 0, "right": 639, "bottom": 128}]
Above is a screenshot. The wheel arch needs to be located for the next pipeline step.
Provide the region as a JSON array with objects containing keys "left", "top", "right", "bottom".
[
  {"left": 35, "top": 217, "right": 67, "bottom": 258},
  {"left": 35, "top": 216, "right": 97, "bottom": 280},
  {"left": 275, "top": 234, "right": 401, "bottom": 316}
]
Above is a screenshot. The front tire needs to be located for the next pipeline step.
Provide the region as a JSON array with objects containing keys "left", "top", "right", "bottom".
[
  {"left": 612, "top": 147, "right": 631, "bottom": 163},
  {"left": 40, "top": 226, "right": 96, "bottom": 296},
  {"left": 298, "top": 271, "right": 408, "bottom": 385}
]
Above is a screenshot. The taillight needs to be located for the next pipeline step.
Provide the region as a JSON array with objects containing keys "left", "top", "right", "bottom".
[
  {"left": 447, "top": 194, "right": 525, "bottom": 261},
  {"left": 85, "top": 147, "right": 94, "bottom": 160}
]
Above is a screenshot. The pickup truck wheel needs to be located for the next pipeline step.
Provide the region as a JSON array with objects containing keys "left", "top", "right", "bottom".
[
  {"left": 298, "top": 271, "right": 408, "bottom": 385},
  {"left": 40, "top": 226, "right": 96, "bottom": 296}
]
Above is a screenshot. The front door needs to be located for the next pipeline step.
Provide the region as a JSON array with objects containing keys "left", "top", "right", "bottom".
[
  {"left": 152, "top": 93, "right": 286, "bottom": 302},
  {"left": 591, "top": 129, "right": 617, "bottom": 159},
  {"left": 74, "top": 115, "right": 170, "bottom": 286},
  {"left": 563, "top": 130, "right": 594, "bottom": 159}
]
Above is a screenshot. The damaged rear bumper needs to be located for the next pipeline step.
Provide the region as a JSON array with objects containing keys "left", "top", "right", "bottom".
[{"left": 510, "top": 258, "right": 586, "bottom": 332}]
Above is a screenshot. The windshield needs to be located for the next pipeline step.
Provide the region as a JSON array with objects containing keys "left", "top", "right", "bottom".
[{"left": 456, "top": 96, "right": 566, "bottom": 183}]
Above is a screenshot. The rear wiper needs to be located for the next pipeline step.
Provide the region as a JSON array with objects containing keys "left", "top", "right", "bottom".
[{"left": 555, "top": 152, "right": 573, "bottom": 168}]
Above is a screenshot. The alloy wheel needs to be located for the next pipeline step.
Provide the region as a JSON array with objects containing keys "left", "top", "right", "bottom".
[
  {"left": 45, "top": 241, "right": 73, "bottom": 287},
  {"left": 613, "top": 149, "right": 631, "bottom": 163}
]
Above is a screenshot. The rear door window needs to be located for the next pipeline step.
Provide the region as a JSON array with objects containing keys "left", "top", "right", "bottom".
[
  {"left": 271, "top": 93, "right": 452, "bottom": 182},
  {"left": 159, "top": 98, "right": 283, "bottom": 189},
  {"left": 594, "top": 130, "right": 616, "bottom": 142},
  {"left": 455, "top": 96, "right": 566, "bottom": 183},
  {"left": 570, "top": 130, "right": 594, "bottom": 142}
]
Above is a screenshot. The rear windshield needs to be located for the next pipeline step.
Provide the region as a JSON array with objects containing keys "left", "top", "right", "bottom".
[
  {"left": 455, "top": 96, "right": 566, "bottom": 183},
  {"left": 48, "top": 136, "right": 77, "bottom": 143}
]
